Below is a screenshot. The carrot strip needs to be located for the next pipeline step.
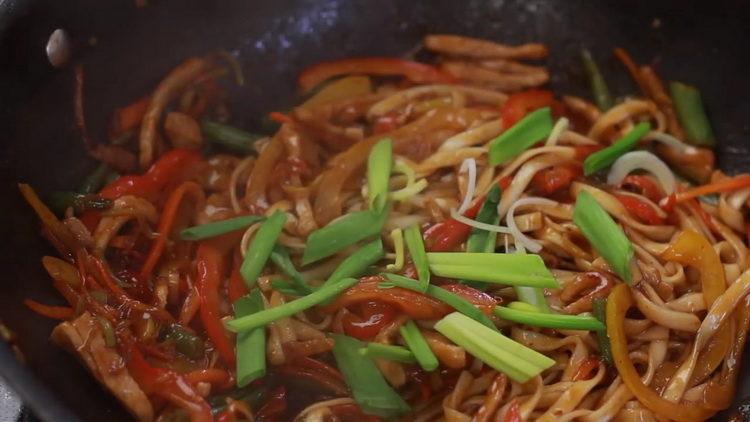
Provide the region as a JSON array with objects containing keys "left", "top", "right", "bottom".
[
  {"left": 111, "top": 96, "right": 150, "bottom": 137},
  {"left": 675, "top": 174, "right": 750, "bottom": 202},
  {"left": 23, "top": 299, "right": 74, "bottom": 320},
  {"left": 613, "top": 48, "right": 648, "bottom": 95},
  {"left": 183, "top": 368, "right": 233, "bottom": 389}
]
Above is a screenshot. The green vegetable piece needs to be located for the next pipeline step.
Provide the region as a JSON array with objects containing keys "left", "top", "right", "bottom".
[
  {"left": 581, "top": 49, "right": 614, "bottom": 110},
  {"left": 201, "top": 120, "right": 263, "bottom": 154},
  {"left": 573, "top": 191, "right": 634, "bottom": 283},
  {"left": 49, "top": 191, "right": 113, "bottom": 215},
  {"left": 514, "top": 286, "right": 551, "bottom": 313},
  {"left": 225, "top": 277, "right": 358, "bottom": 333},
  {"left": 465, "top": 184, "right": 501, "bottom": 253},
  {"left": 404, "top": 225, "right": 430, "bottom": 292},
  {"left": 97, "top": 318, "right": 116, "bottom": 348},
  {"left": 301, "top": 209, "right": 387, "bottom": 265},
  {"left": 79, "top": 164, "right": 113, "bottom": 194},
  {"left": 583, "top": 122, "right": 651, "bottom": 175},
  {"left": 180, "top": 215, "right": 266, "bottom": 241},
  {"left": 331, "top": 334, "right": 411, "bottom": 418},
  {"left": 434, "top": 312, "right": 555, "bottom": 383},
  {"left": 358, "top": 343, "right": 416, "bottom": 363},
  {"left": 669, "top": 81, "right": 715, "bottom": 147},
  {"left": 322, "top": 239, "right": 384, "bottom": 289},
  {"left": 240, "top": 211, "right": 286, "bottom": 287},
  {"left": 234, "top": 290, "right": 266, "bottom": 386},
  {"left": 493, "top": 306, "right": 604, "bottom": 331},
  {"left": 592, "top": 298, "right": 613, "bottom": 364},
  {"left": 165, "top": 325, "right": 205, "bottom": 360},
  {"left": 367, "top": 138, "right": 393, "bottom": 212},
  {"left": 399, "top": 320, "right": 439, "bottom": 371},
  {"left": 488, "top": 107, "right": 553, "bottom": 166},
  {"left": 427, "top": 253, "right": 558, "bottom": 288},
  {"left": 269, "top": 245, "right": 312, "bottom": 295}
]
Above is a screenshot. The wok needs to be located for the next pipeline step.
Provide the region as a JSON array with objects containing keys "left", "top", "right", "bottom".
[{"left": 0, "top": 0, "right": 748, "bottom": 420}]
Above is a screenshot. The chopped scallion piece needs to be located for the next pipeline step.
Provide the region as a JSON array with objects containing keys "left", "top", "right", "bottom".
[
  {"left": 427, "top": 253, "right": 558, "bottom": 288},
  {"left": 180, "top": 215, "right": 266, "bottom": 241},
  {"left": 404, "top": 225, "right": 429, "bottom": 292},
  {"left": 573, "top": 191, "right": 633, "bottom": 283},
  {"left": 583, "top": 122, "right": 650, "bottom": 175},
  {"left": 592, "top": 298, "right": 613, "bottom": 364},
  {"left": 494, "top": 305, "right": 604, "bottom": 331},
  {"left": 234, "top": 289, "right": 266, "bottom": 386},
  {"left": 269, "top": 279, "right": 307, "bottom": 297},
  {"left": 201, "top": 120, "right": 263, "bottom": 154},
  {"left": 514, "top": 286, "right": 550, "bottom": 313},
  {"left": 380, "top": 273, "right": 495, "bottom": 329},
  {"left": 465, "top": 184, "right": 501, "bottom": 254},
  {"left": 385, "top": 228, "right": 404, "bottom": 271},
  {"left": 669, "top": 82, "right": 715, "bottom": 146},
  {"left": 322, "top": 239, "right": 384, "bottom": 289},
  {"left": 301, "top": 209, "right": 387, "bottom": 265},
  {"left": 240, "top": 211, "right": 287, "bottom": 287},
  {"left": 581, "top": 49, "right": 613, "bottom": 110},
  {"left": 225, "top": 277, "right": 358, "bottom": 333},
  {"left": 399, "top": 320, "right": 439, "bottom": 371},
  {"left": 49, "top": 192, "right": 113, "bottom": 215},
  {"left": 269, "top": 245, "right": 312, "bottom": 295},
  {"left": 488, "top": 107, "right": 553, "bottom": 166},
  {"left": 358, "top": 343, "right": 416, "bottom": 363},
  {"left": 331, "top": 334, "right": 411, "bottom": 418},
  {"left": 367, "top": 138, "right": 393, "bottom": 212},
  {"left": 434, "top": 312, "right": 555, "bottom": 383},
  {"left": 79, "top": 163, "right": 113, "bottom": 194},
  {"left": 507, "top": 301, "right": 542, "bottom": 312}
]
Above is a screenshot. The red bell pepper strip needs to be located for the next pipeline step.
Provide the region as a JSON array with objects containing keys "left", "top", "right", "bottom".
[
  {"left": 620, "top": 174, "right": 663, "bottom": 202},
  {"left": 571, "top": 356, "right": 600, "bottom": 381},
  {"left": 500, "top": 90, "right": 561, "bottom": 129},
  {"left": 23, "top": 299, "right": 74, "bottom": 320},
  {"left": 341, "top": 301, "right": 397, "bottom": 340},
  {"left": 122, "top": 338, "right": 212, "bottom": 422},
  {"left": 196, "top": 238, "right": 237, "bottom": 366},
  {"left": 614, "top": 194, "right": 665, "bottom": 225},
  {"left": 297, "top": 57, "right": 455, "bottom": 93},
  {"left": 531, "top": 164, "right": 581, "bottom": 195}
]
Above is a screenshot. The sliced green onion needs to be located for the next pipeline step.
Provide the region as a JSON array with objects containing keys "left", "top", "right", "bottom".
[
  {"left": 581, "top": 49, "right": 613, "bottom": 111},
  {"left": 322, "top": 239, "right": 384, "bottom": 289},
  {"left": 385, "top": 228, "right": 404, "bottom": 271},
  {"left": 301, "top": 209, "right": 387, "bottom": 265},
  {"left": 494, "top": 306, "right": 603, "bottom": 331},
  {"left": 97, "top": 317, "right": 116, "bottom": 348},
  {"left": 234, "top": 289, "right": 266, "bottom": 386},
  {"left": 427, "top": 253, "right": 558, "bottom": 288},
  {"left": 399, "top": 320, "right": 439, "bottom": 371},
  {"left": 240, "top": 211, "right": 286, "bottom": 287},
  {"left": 79, "top": 163, "right": 112, "bottom": 194},
  {"left": 573, "top": 191, "right": 633, "bottom": 283},
  {"left": 583, "top": 122, "right": 651, "bottom": 175},
  {"left": 669, "top": 81, "right": 715, "bottom": 147},
  {"left": 225, "top": 277, "right": 358, "bottom": 332},
  {"left": 404, "top": 225, "right": 429, "bottom": 292},
  {"left": 269, "top": 279, "right": 307, "bottom": 297},
  {"left": 381, "top": 273, "right": 495, "bottom": 329},
  {"left": 434, "top": 312, "right": 555, "bottom": 383},
  {"left": 180, "top": 215, "right": 266, "bottom": 241},
  {"left": 514, "top": 286, "right": 550, "bottom": 313},
  {"left": 359, "top": 343, "right": 416, "bottom": 363},
  {"left": 390, "top": 178, "right": 428, "bottom": 201},
  {"left": 488, "top": 107, "right": 553, "bottom": 166},
  {"left": 507, "top": 301, "right": 542, "bottom": 312},
  {"left": 466, "top": 184, "right": 501, "bottom": 253},
  {"left": 331, "top": 334, "right": 411, "bottom": 418},
  {"left": 269, "top": 245, "right": 312, "bottom": 295},
  {"left": 592, "top": 298, "right": 613, "bottom": 364},
  {"left": 201, "top": 120, "right": 263, "bottom": 154},
  {"left": 367, "top": 138, "right": 392, "bottom": 212},
  {"left": 164, "top": 325, "right": 205, "bottom": 360},
  {"left": 49, "top": 192, "right": 113, "bottom": 215}
]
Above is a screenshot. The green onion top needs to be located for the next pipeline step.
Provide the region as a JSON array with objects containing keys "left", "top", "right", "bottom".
[
  {"left": 581, "top": 49, "right": 614, "bottom": 111},
  {"left": 233, "top": 289, "right": 266, "bottom": 386},
  {"left": 669, "top": 81, "right": 715, "bottom": 147},
  {"left": 301, "top": 209, "right": 387, "bottom": 265},
  {"left": 573, "top": 190, "right": 633, "bottom": 283},
  {"left": 331, "top": 334, "right": 411, "bottom": 418},
  {"left": 583, "top": 122, "right": 651, "bottom": 175},
  {"left": 404, "top": 225, "right": 430, "bottom": 292},
  {"left": 367, "top": 138, "right": 393, "bottom": 212},
  {"left": 465, "top": 184, "right": 501, "bottom": 254},
  {"left": 358, "top": 343, "right": 416, "bottom": 363},
  {"left": 180, "top": 215, "right": 266, "bottom": 241},
  {"left": 269, "top": 245, "right": 313, "bottom": 295},
  {"left": 322, "top": 239, "right": 384, "bottom": 289},
  {"left": 240, "top": 211, "right": 286, "bottom": 287},
  {"left": 427, "top": 253, "right": 558, "bottom": 288},
  {"left": 399, "top": 320, "right": 439, "bottom": 371},
  {"left": 489, "top": 107, "right": 553, "bottom": 166},
  {"left": 592, "top": 298, "right": 613, "bottom": 364},
  {"left": 201, "top": 119, "right": 263, "bottom": 154},
  {"left": 493, "top": 305, "right": 604, "bottom": 331}
]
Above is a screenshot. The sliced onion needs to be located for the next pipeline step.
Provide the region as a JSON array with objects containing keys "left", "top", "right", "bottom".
[
  {"left": 456, "top": 158, "right": 477, "bottom": 215},
  {"left": 644, "top": 131, "right": 698, "bottom": 155},
  {"left": 505, "top": 197, "right": 556, "bottom": 253},
  {"left": 545, "top": 117, "right": 569, "bottom": 146},
  {"left": 607, "top": 150, "right": 676, "bottom": 195},
  {"left": 449, "top": 208, "right": 511, "bottom": 234},
  {"left": 728, "top": 187, "right": 750, "bottom": 209}
]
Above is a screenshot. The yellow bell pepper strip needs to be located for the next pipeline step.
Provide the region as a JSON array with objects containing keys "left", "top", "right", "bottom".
[
  {"left": 606, "top": 284, "right": 716, "bottom": 422},
  {"left": 661, "top": 229, "right": 730, "bottom": 387}
]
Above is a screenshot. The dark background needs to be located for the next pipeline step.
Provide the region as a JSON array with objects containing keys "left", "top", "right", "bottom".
[{"left": 0, "top": 0, "right": 748, "bottom": 420}]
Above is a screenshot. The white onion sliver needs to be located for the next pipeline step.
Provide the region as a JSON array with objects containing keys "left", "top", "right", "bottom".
[
  {"left": 456, "top": 158, "right": 477, "bottom": 214},
  {"left": 607, "top": 151, "right": 676, "bottom": 195},
  {"left": 545, "top": 117, "right": 569, "bottom": 146},
  {"left": 728, "top": 187, "right": 750, "bottom": 209},
  {"left": 644, "top": 131, "right": 697, "bottom": 155},
  {"left": 505, "top": 197, "right": 557, "bottom": 253},
  {"left": 449, "top": 208, "right": 512, "bottom": 234}
]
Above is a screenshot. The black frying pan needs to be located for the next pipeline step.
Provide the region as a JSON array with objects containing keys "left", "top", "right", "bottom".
[{"left": 0, "top": 0, "right": 748, "bottom": 420}]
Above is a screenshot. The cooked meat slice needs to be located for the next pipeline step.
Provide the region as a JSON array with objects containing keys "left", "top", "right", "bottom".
[{"left": 51, "top": 313, "right": 154, "bottom": 421}]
